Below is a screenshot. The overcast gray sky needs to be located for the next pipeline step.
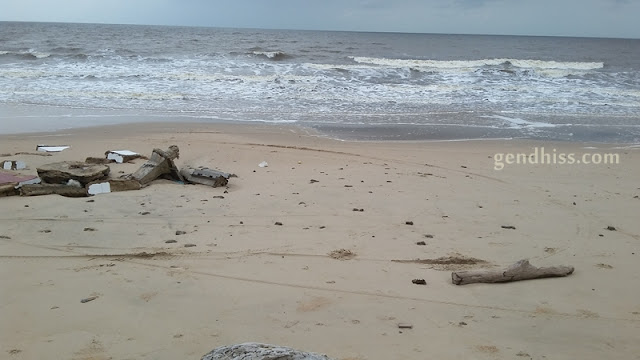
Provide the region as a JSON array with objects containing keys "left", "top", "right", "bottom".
[{"left": 1, "top": 0, "right": 638, "bottom": 38}]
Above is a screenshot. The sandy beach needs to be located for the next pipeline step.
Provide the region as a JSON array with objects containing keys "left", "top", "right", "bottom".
[{"left": 1, "top": 122, "right": 639, "bottom": 360}]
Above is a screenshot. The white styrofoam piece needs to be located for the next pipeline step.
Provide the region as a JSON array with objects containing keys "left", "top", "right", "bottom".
[{"left": 88, "top": 182, "right": 111, "bottom": 195}]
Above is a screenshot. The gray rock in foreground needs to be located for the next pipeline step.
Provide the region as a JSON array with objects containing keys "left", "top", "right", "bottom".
[{"left": 201, "top": 342, "right": 335, "bottom": 360}]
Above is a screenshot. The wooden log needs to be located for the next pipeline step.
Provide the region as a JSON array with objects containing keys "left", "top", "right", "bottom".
[
  {"left": 20, "top": 184, "right": 88, "bottom": 197},
  {"left": 131, "top": 145, "right": 183, "bottom": 185},
  {"left": 451, "top": 259, "right": 574, "bottom": 285},
  {"left": 180, "top": 167, "right": 230, "bottom": 188}
]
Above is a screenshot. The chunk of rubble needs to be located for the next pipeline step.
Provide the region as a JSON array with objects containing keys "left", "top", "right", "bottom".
[
  {"left": 0, "top": 172, "right": 41, "bottom": 197},
  {"left": 180, "top": 167, "right": 231, "bottom": 188},
  {"left": 20, "top": 184, "right": 88, "bottom": 197},
  {"left": 201, "top": 343, "right": 335, "bottom": 360},
  {"left": 130, "top": 145, "right": 182, "bottom": 186},
  {"left": 37, "top": 161, "right": 110, "bottom": 186}
]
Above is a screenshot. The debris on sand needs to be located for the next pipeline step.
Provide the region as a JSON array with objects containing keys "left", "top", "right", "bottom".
[
  {"left": 328, "top": 249, "right": 356, "bottom": 260},
  {"left": 393, "top": 254, "right": 488, "bottom": 271},
  {"left": 201, "top": 342, "right": 335, "bottom": 360}
]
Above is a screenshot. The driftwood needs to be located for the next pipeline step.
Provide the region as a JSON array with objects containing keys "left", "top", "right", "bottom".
[
  {"left": 201, "top": 343, "right": 334, "bottom": 360},
  {"left": 451, "top": 259, "right": 574, "bottom": 285},
  {"left": 131, "top": 145, "right": 183, "bottom": 185},
  {"left": 20, "top": 184, "right": 88, "bottom": 197},
  {"left": 180, "top": 167, "right": 231, "bottom": 188}
]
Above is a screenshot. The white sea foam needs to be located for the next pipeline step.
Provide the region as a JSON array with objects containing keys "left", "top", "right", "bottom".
[
  {"left": 350, "top": 56, "right": 604, "bottom": 71},
  {"left": 481, "top": 115, "right": 557, "bottom": 129}
]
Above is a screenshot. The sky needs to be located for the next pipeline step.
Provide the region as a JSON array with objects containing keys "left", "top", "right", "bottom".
[{"left": 1, "top": 0, "right": 639, "bottom": 38}]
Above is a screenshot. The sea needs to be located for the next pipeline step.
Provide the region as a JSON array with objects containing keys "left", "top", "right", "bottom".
[{"left": 1, "top": 21, "right": 639, "bottom": 142}]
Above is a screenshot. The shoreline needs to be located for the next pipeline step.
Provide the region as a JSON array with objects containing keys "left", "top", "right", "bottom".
[{"left": 2, "top": 103, "right": 639, "bottom": 144}]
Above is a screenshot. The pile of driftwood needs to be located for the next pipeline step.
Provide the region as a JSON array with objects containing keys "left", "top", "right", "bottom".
[{"left": 2, "top": 145, "right": 232, "bottom": 198}]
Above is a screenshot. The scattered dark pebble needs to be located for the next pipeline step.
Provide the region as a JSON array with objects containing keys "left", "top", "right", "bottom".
[
  {"left": 405, "top": 221, "right": 414, "bottom": 225},
  {"left": 83, "top": 227, "right": 96, "bottom": 232},
  {"left": 424, "top": 234, "right": 434, "bottom": 238},
  {"left": 412, "top": 279, "right": 427, "bottom": 285},
  {"left": 213, "top": 196, "right": 224, "bottom": 199},
  {"left": 319, "top": 226, "right": 326, "bottom": 229},
  {"left": 40, "top": 230, "right": 51, "bottom": 233},
  {"left": 224, "top": 190, "right": 228, "bottom": 194},
  {"left": 398, "top": 323, "right": 413, "bottom": 329},
  {"left": 176, "top": 230, "right": 186, "bottom": 235},
  {"left": 80, "top": 296, "right": 98, "bottom": 303},
  {"left": 184, "top": 244, "right": 196, "bottom": 248},
  {"left": 461, "top": 165, "right": 467, "bottom": 168},
  {"left": 606, "top": 226, "right": 616, "bottom": 231},
  {"left": 299, "top": 202, "right": 306, "bottom": 205},
  {"left": 86, "top": 200, "right": 94, "bottom": 203},
  {"left": 344, "top": 185, "right": 353, "bottom": 187},
  {"left": 24, "top": 205, "right": 29, "bottom": 207},
  {"left": 275, "top": 222, "right": 283, "bottom": 226},
  {"left": 599, "top": 234, "right": 604, "bottom": 237},
  {"left": 310, "top": 179, "right": 319, "bottom": 183},
  {"left": 140, "top": 211, "right": 150, "bottom": 215},
  {"left": 165, "top": 240, "right": 177, "bottom": 243},
  {"left": 0, "top": 235, "right": 11, "bottom": 239},
  {"left": 240, "top": 221, "right": 244, "bottom": 224},
  {"left": 459, "top": 322, "right": 467, "bottom": 326},
  {"left": 573, "top": 202, "right": 576, "bottom": 205},
  {"left": 501, "top": 225, "right": 516, "bottom": 230},
  {"left": 386, "top": 180, "right": 392, "bottom": 183},
  {"left": 416, "top": 241, "right": 426, "bottom": 246}
]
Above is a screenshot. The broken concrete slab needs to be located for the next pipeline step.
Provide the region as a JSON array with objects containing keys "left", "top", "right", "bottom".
[
  {"left": 130, "top": 145, "right": 182, "bottom": 186},
  {"left": 0, "top": 184, "right": 18, "bottom": 197},
  {"left": 0, "top": 172, "right": 41, "bottom": 189},
  {"left": 180, "top": 167, "right": 231, "bottom": 188},
  {"left": 20, "top": 184, "right": 88, "bottom": 197},
  {"left": 37, "top": 161, "right": 110, "bottom": 186},
  {"left": 36, "top": 145, "right": 70, "bottom": 152},
  {"left": 201, "top": 343, "right": 335, "bottom": 360},
  {"left": 105, "top": 150, "right": 143, "bottom": 163}
]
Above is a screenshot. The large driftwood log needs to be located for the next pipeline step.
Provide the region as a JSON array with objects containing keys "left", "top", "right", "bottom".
[
  {"left": 451, "top": 259, "right": 574, "bottom": 285},
  {"left": 201, "top": 342, "right": 334, "bottom": 360},
  {"left": 20, "top": 184, "right": 88, "bottom": 197},
  {"left": 131, "top": 145, "right": 182, "bottom": 185}
]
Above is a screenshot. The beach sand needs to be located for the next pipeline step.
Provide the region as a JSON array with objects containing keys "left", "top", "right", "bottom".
[{"left": 1, "top": 122, "right": 639, "bottom": 359}]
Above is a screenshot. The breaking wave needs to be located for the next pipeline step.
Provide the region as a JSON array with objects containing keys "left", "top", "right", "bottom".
[{"left": 350, "top": 56, "right": 604, "bottom": 71}]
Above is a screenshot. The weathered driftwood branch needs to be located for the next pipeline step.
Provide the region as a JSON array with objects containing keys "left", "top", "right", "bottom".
[{"left": 451, "top": 259, "right": 574, "bottom": 285}]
